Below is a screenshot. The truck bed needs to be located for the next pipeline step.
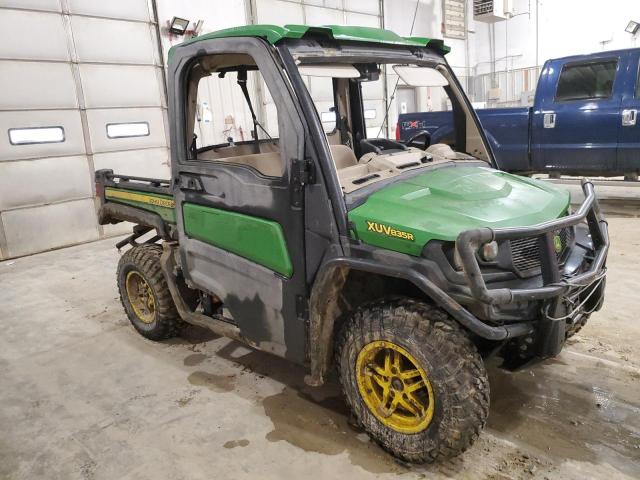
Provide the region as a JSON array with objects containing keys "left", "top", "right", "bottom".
[
  {"left": 398, "top": 107, "right": 531, "bottom": 172},
  {"left": 95, "top": 169, "right": 176, "bottom": 240}
]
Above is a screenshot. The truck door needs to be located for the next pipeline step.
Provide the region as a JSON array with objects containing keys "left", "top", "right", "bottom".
[
  {"left": 616, "top": 50, "right": 640, "bottom": 177},
  {"left": 170, "top": 39, "right": 308, "bottom": 362},
  {"left": 533, "top": 55, "right": 622, "bottom": 174}
]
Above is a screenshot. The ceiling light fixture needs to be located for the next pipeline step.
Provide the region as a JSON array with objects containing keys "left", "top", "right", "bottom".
[
  {"left": 169, "top": 16, "right": 190, "bottom": 35},
  {"left": 625, "top": 20, "right": 640, "bottom": 35}
]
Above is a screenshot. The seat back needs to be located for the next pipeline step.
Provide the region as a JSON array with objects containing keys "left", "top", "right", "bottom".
[{"left": 329, "top": 144, "right": 358, "bottom": 170}]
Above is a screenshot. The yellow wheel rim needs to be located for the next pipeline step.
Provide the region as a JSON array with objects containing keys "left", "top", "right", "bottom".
[
  {"left": 125, "top": 271, "right": 156, "bottom": 324},
  {"left": 356, "top": 340, "right": 435, "bottom": 434}
]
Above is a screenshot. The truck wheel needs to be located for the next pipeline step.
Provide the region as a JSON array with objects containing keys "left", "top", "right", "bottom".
[
  {"left": 116, "top": 244, "right": 183, "bottom": 341},
  {"left": 335, "top": 298, "right": 489, "bottom": 463}
]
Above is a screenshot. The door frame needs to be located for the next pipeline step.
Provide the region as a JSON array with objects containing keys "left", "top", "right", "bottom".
[
  {"left": 167, "top": 37, "right": 309, "bottom": 362},
  {"left": 532, "top": 55, "right": 623, "bottom": 174},
  {"left": 616, "top": 50, "right": 640, "bottom": 174}
]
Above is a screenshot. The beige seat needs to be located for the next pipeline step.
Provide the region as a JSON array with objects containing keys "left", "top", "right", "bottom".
[
  {"left": 198, "top": 148, "right": 283, "bottom": 177},
  {"left": 427, "top": 143, "right": 458, "bottom": 160},
  {"left": 329, "top": 144, "right": 358, "bottom": 170},
  {"left": 230, "top": 151, "right": 282, "bottom": 177},
  {"left": 196, "top": 143, "right": 357, "bottom": 178}
]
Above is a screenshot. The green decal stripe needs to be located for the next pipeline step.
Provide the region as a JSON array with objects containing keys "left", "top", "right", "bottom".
[
  {"left": 105, "top": 188, "right": 176, "bottom": 223},
  {"left": 182, "top": 203, "right": 293, "bottom": 278}
]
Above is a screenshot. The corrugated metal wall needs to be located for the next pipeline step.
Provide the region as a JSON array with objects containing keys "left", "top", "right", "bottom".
[{"left": 0, "top": 0, "right": 168, "bottom": 259}]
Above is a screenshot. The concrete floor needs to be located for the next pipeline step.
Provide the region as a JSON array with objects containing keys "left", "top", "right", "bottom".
[{"left": 1, "top": 218, "right": 639, "bottom": 480}]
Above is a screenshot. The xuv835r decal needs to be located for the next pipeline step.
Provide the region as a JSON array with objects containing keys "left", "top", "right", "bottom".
[{"left": 366, "top": 221, "right": 415, "bottom": 241}]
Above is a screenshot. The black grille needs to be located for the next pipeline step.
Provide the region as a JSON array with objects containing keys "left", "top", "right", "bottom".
[{"left": 510, "top": 228, "right": 570, "bottom": 275}]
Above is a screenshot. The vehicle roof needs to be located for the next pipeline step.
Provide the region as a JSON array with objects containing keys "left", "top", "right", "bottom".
[
  {"left": 545, "top": 47, "right": 640, "bottom": 64},
  {"left": 172, "top": 24, "right": 450, "bottom": 55}
]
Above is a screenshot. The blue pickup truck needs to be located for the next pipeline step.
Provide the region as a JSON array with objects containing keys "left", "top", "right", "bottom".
[{"left": 398, "top": 48, "right": 640, "bottom": 178}]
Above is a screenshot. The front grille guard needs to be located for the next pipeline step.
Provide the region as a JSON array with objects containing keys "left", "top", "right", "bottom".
[{"left": 455, "top": 179, "right": 609, "bottom": 305}]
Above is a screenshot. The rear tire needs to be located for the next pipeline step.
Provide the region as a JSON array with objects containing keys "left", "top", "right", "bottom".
[
  {"left": 117, "top": 244, "right": 183, "bottom": 341},
  {"left": 335, "top": 297, "right": 489, "bottom": 463}
]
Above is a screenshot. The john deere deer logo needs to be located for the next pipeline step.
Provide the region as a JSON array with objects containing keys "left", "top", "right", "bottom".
[{"left": 553, "top": 234, "right": 563, "bottom": 253}]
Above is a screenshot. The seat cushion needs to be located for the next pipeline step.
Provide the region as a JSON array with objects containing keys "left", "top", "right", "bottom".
[{"left": 329, "top": 144, "right": 358, "bottom": 170}]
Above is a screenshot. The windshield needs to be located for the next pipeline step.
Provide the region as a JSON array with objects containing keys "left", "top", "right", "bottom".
[{"left": 293, "top": 50, "right": 491, "bottom": 193}]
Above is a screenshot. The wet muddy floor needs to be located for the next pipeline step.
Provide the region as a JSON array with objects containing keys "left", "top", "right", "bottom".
[{"left": 1, "top": 217, "right": 639, "bottom": 479}]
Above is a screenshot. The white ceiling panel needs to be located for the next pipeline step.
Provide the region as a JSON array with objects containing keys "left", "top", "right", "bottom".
[
  {"left": 86, "top": 108, "right": 166, "bottom": 153},
  {"left": 255, "top": 0, "right": 304, "bottom": 25},
  {"left": 0, "top": 10, "right": 69, "bottom": 61},
  {"left": 1, "top": 198, "right": 98, "bottom": 257},
  {"left": 0, "top": 61, "right": 78, "bottom": 110},
  {"left": 344, "top": 0, "right": 380, "bottom": 16},
  {"left": 67, "top": 0, "right": 150, "bottom": 21},
  {"left": 305, "top": 5, "right": 343, "bottom": 24},
  {"left": 80, "top": 65, "right": 162, "bottom": 108},
  {"left": 70, "top": 16, "right": 155, "bottom": 64},
  {"left": 322, "top": 0, "right": 343, "bottom": 8},
  {"left": 0, "top": 155, "right": 92, "bottom": 210},
  {"left": 0, "top": 110, "right": 85, "bottom": 161},
  {"left": 304, "top": 0, "right": 344, "bottom": 7},
  {"left": 345, "top": 11, "right": 380, "bottom": 27}
]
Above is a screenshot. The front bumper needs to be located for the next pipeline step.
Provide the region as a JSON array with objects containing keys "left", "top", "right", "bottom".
[{"left": 455, "top": 179, "right": 608, "bottom": 356}]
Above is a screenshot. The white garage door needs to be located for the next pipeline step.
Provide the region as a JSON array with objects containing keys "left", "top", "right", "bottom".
[{"left": 0, "top": 0, "right": 168, "bottom": 259}]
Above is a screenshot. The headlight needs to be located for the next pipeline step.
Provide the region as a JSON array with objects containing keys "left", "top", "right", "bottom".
[{"left": 480, "top": 241, "right": 499, "bottom": 262}]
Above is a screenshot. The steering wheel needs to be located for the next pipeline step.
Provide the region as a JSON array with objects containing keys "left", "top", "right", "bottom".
[
  {"left": 360, "top": 138, "right": 407, "bottom": 156},
  {"left": 405, "top": 130, "right": 432, "bottom": 150}
]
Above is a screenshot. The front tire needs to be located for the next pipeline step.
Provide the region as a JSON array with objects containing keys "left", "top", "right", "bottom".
[
  {"left": 117, "top": 244, "right": 183, "bottom": 341},
  {"left": 335, "top": 298, "right": 489, "bottom": 463}
]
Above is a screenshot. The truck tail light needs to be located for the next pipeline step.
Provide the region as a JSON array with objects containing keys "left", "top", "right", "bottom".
[{"left": 395, "top": 121, "right": 400, "bottom": 140}]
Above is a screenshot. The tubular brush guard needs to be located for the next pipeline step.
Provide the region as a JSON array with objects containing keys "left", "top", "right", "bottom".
[{"left": 455, "top": 179, "right": 609, "bottom": 306}]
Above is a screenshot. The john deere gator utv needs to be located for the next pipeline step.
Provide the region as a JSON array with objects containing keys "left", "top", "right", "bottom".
[{"left": 95, "top": 25, "right": 608, "bottom": 462}]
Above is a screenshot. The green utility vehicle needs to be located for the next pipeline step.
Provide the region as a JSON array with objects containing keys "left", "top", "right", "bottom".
[{"left": 96, "top": 25, "right": 609, "bottom": 462}]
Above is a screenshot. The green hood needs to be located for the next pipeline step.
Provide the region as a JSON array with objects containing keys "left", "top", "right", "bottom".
[{"left": 348, "top": 166, "right": 571, "bottom": 256}]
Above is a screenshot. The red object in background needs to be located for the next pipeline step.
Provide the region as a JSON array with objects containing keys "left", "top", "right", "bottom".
[{"left": 395, "top": 122, "right": 400, "bottom": 140}]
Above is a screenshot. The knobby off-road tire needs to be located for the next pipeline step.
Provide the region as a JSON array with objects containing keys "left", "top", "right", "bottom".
[
  {"left": 117, "top": 244, "right": 184, "bottom": 341},
  {"left": 335, "top": 297, "right": 489, "bottom": 463}
]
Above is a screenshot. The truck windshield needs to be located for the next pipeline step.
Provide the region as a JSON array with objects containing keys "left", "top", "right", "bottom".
[{"left": 292, "top": 54, "right": 491, "bottom": 193}]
